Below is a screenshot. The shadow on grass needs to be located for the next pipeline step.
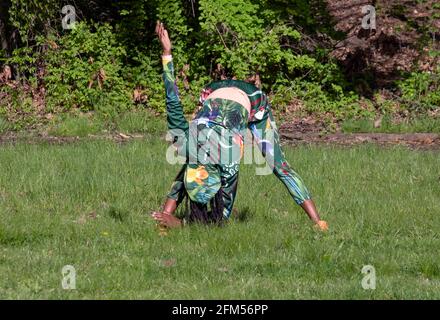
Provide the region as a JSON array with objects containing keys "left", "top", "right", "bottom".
[
  {"left": 106, "top": 205, "right": 130, "bottom": 222},
  {"left": 233, "top": 206, "right": 252, "bottom": 222},
  {"left": 173, "top": 203, "right": 253, "bottom": 224}
]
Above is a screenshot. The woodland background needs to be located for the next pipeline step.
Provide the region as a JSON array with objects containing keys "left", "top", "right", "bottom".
[{"left": 0, "top": 0, "right": 439, "bottom": 131}]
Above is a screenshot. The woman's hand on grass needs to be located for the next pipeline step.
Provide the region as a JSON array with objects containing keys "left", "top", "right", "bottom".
[
  {"left": 151, "top": 211, "right": 182, "bottom": 228},
  {"left": 155, "top": 21, "right": 172, "bottom": 56}
]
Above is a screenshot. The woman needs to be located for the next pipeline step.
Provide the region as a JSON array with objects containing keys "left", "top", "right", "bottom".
[{"left": 152, "top": 21, "right": 328, "bottom": 231}]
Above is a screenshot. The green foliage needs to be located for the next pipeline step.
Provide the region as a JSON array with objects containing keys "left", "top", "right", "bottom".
[
  {"left": 6, "top": 46, "right": 38, "bottom": 84},
  {"left": 0, "top": 49, "right": 6, "bottom": 64},
  {"left": 157, "top": 0, "right": 192, "bottom": 68},
  {"left": 198, "top": 0, "right": 301, "bottom": 81},
  {"left": 0, "top": 83, "right": 40, "bottom": 129},
  {"left": 257, "top": 0, "right": 341, "bottom": 37},
  {"left": 272, "top": 80, "right": 374, "bottom": 120},
  {"left": 43, "top": 22, "right": 133, "bottom": 116},
  {"left": 0, "top": 116, "right": 11, "bottom": 134},
  {"left": 122, "top": 52, "right": 164, "bottom": 111},
  {"left": 2, "top": 0, "right": 438, "bottom": 127},
  {"left": 398, "top": 67, "right": 440, "bottom": 111},
  {"left": 8, "top": 0, "right": 59, "bottom": 44},
  {"left": 0, "top": 0, "right": 369, "bottom": 120}
]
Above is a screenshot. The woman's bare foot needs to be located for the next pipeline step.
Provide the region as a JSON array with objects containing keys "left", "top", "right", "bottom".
[
  {"left": 151, "top": 211, "right": 182, "bottom": 228},
  {"left": 315, "top": 220, "right": 329, "bottom": 231}
]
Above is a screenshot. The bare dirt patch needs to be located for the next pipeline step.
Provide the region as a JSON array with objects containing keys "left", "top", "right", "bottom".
[
  {"left": 281, "top": 131, "right": 440, "bottom": 150},
  {"left": 0, "top": 128, "right": 439, "bottom": 150}
]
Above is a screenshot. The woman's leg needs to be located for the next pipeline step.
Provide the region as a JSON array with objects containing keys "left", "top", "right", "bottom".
[{"left": 250, "top": 109, "right": 327, "bottom": 229}]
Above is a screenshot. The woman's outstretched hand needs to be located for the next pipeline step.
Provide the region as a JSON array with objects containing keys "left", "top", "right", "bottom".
[
  {"left": 155, "top": 20, "right": 172, "bottom": 56},
  {"left": 151, "top": 211, "right": 182, "bottom": 229}
]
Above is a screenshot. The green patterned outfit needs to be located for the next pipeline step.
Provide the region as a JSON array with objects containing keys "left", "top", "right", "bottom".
[{"left": 162, "top": 56, "right": 311, "bottom": 219}]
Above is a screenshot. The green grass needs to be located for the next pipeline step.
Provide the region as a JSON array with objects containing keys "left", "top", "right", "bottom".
[
  {"left": 0, "top": 138, "right": 439, "bottom": 299},
  {"left": 48, "top": 114, "right": 105, "bottom": 137},
  {"left": 44, "top": 111, "right": 167, "bottom": 137},
  {"left": 114, "top": 110, "right": 167, "bottom": 134},
  {"left": 342, "top": 116, "right": 440, "bottom": 134}
]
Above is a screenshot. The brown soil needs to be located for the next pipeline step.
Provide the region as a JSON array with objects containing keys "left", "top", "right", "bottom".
[
  {"left": 279, "top": 120, "right": 440, "bottom": 150},
  {"left": 0, "top": 129, "right": 439, "bottom": 150},
  {"left": 281, "top": 131, "right": 440, "bottom": 150}
]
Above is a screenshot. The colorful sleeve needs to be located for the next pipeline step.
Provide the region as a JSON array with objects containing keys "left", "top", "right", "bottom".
[{"left": 162, "top": 56, "right": 188, "bottom": 132}]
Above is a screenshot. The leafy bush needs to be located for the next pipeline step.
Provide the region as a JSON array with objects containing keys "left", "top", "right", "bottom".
[
  {"left": 42, "top": 22, "right": 133, "bottom": 116},
  {"left": 0, "top": 117, "right": 10, "bottom": 134},
  {"left": 271, "top": 80, "right": 374, "bottom": 120},
  {"left": 2, "top": 0, "right": 438, "bottom": 130},
  {"left": 0, "top": 83, "right": 39, "bottom": 129},
  {"left": 398, "top": 67, "right": 440, "bottom": 112},
  {"left": 198, "top": 0, "right": 301, "bottom": 81}
]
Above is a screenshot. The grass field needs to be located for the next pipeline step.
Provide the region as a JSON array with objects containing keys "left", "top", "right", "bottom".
[
  {"left": 0, "top": 136, "right": 439, "bottom": 299},
  {"left": 341, "top": 116, "right": 440, "bottom": 134}
]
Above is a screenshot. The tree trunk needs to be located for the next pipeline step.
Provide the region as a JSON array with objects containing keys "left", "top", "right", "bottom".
[{"left": 0, "top": 0, "right": 12, "bottom": 56}]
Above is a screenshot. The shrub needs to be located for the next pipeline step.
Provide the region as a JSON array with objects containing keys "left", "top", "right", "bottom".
[
  {"left": 271, "top": 80, "right": 374, "bottom": 120},
  {"left": 0, "top": 116, "right": 10, "bottom": 134},
  {"left": 42, "top": 22, "right": 133, "bottom": 116},
  {"left": 398, "top": 67, "right": 440, "bottom": 112}
]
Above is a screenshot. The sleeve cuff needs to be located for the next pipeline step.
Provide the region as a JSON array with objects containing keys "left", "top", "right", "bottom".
[{"left": 162, "top": 54, "right": 173, "bottom": 64}]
